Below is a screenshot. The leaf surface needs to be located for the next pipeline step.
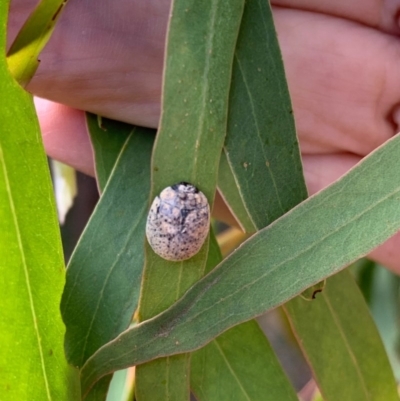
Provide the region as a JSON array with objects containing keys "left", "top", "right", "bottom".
[
  {"left": 191, "top": 233, "right": 297, "bottom": 401},
  {"left": 7, "top": 0, "right": 67, "bottom": 86},
  {"left": 81, "top": 133, "right": 400, "bottom": 393},
  {"left": 217, "top": 151, "right": 256, "bottom": 232},
  {"left": 0, "top": 2, "right": 80, "bottom": 399},
  {"left": 62, "top": 127, "right": 154, "bottom": 367},
  {"left": 135, "top": 0, "right": 245, "bottom": 400},
  {"left": 76, "top": 118, "right": 153, "bottom": 400},
  {"left": 219, "top": 0, "right": 307, "bottom": 227},
  {"left": 86, "top": 114, "right": 133, "bottom": 191},
  {"left": 217, "top": 2, "right": 397, "bottom": 399},
  {"left": 284, "top": 270, "right": 399, "bottom": 401}
]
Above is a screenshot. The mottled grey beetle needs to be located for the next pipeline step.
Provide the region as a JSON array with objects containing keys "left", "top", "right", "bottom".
[{"left": 146, "top": 182, "right": 210, "bottom": 261}]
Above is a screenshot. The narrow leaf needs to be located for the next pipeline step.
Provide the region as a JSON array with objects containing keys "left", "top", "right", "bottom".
[
  {"left": 86, "top": 113, "right": 133, "bottom": 192},
  {"left": 63, "top": 125, "right": 154, "bottom": 400},
  {"left": 217, "top": 151, "right": 256, "bottom": 233},
  {"left": 135, "top": 0, "right": 245, "bottom": 400},
  {"left": 218, "top": 2, "right": 397, "bottom": 399},
  {"left": 191, "top": 232, "right": 297, "bottom": 401},
  {"left": 222, "top": 0, "right": 307, "bottom": 227},
  {"left": 191, "top": 321, "right": 297, "bottom": 401},
  {"left": 7, "top": 0, "right": 68, "bottom": 86},
  {"left": 78, "top": 118, "right": 153, "bottom": 400},
  {"left": 81, "top": 133, "right": 400, "bottom": 394},
  {"left": 193, "top": 2, "right": 300, "bottom": 399},
  {"left": 135, "top": 354, "right": 191, "bottom": 401},
  {"left": 62, "top": 127, "right": 154, "bottom": 367},
  {"left": 284, "top": 270, "right": 399, "bottom": 401},
  {"left": 0, "top": 1, "right": 80, "bottom": 399}
]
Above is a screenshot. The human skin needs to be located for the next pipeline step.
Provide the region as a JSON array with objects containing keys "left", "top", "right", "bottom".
[{"left": 7, "top": 0, "right": 400, "bottom": 271}]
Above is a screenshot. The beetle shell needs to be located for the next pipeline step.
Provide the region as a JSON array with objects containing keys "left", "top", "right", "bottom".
[{"left": 146, "top": 182, "right": 210, "bottom": 261}]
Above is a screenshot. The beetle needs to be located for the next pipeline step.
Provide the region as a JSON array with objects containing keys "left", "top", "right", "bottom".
[{"left": 146, "top": 182, "right": 210, "bottom": 261}]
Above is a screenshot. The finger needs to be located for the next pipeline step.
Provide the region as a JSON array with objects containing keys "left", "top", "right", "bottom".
[
  {"left": 9, "top": 3, "right": 400, "bottom": 156},
  {"left": 274, "top": 8, "right": 400, "bottom": 156},
  {"left": 35, "top": 98, "right": 95, "bottom": 176},
  {"left": 272, "top": 0, "right": 400, "bottom": 34},
  {"left": 8, "top": 0, "right": 169, "bottom": 129},
  {"left": 36, "top": 102, "right": 400, "bottom": 274}
]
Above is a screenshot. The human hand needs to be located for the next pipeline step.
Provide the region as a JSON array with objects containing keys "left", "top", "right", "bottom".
[{"left": 7, "top": 0, "right": 400, "bottom": 271}]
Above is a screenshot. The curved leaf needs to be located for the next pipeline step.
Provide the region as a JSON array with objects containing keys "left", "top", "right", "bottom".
[
  {"left": 86, "top": 114, "right": 133, "bottom": 192},
  {"left": 220, "top": 0, "right": 307, "bottom": 227},
  {"left": 217, "top": 151, "right": 256, "bottom": 232},
  {"left": 135, "top": 0, "right": 245, "bottom": 400},
  {"left": 217, "top": 2, "right": 397, "bottom": 398},
  {"left": 81, "top": 132, "right": 400, "bottom": 394},
  {"left": 0, "top": 2, "right": 80, "bottom": 399},
  {"left": 191, "top": 232, "right": 297, "bottom": 401},
  {"left": 7, "top": 0, "right": 68, "bottom": 86},
  {"left": 284, "top": 270, "right": 399, "bottom": 401},
  {"left": 61, "top": 127, "right": 154, "bottom": 367}
]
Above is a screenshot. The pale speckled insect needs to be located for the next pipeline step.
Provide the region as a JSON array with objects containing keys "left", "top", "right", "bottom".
[{"left": 146, "top": 182, "right": 210, "bottom": 261}]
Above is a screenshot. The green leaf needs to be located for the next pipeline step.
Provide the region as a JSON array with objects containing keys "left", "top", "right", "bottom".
[
  {"left": 62, "top": 124, "right": 154, "bottom": 400},
  {"left": 7, "top": 0, "right": 67, "bottom": 86},
  {"left": 191, "top": 232, "right": 297, "bottom": 401},
  {"left": 83, "top": 379, "right": 113, "bottom": 401},
  {"left": 0, "top": 2, "right": 80, "bottom": 399},
  {"left": 74, "top": 118, "right": 153, "bottom": 400},
  {"left": 135, "top": 0, "right": 245, "bottom": 400},
  {"left": 61, "top": 126, "right": 154, "bottom": 366},
  {"left": 81, "top": 133, "right": 400, "bottom": 394},
  {"left": 86, "top": 113, "right": 133, "bottom": 192},
  {"left": 217, "top": 151, "right": 256, "bottom": 232},
  {"left": 135, "top": 354, "right": 191, "bottom": 401},
  {"left": 148, "top": 0, "right": 244, "bottom": 200},
  {"left": 284, "top": 270, "right": 399, "bottom": 401},
  {"left": 222, "top": 0, "right": 307, "bottom": 227},
  {"left": 217, "top": 2, "right": 397, "bottom": 399},
  {"left": 191, "top": 321, "right": 297, "bottom": 401}
]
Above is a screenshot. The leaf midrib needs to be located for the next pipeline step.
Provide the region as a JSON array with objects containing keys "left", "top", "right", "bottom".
[
  {"left": 214, "top": 339, "right": 252, "bottom": 401},
  {"left": 323, "top": 294, "right": 371, "bottom": 400},
  {"left": 191, "top": 0, "right": 218, "bottom": 185},
  {"left": 0, "top": 144, "right": 52, "bottom": 400}
]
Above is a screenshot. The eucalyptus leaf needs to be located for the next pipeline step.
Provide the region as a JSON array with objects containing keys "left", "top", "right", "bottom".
[
  {"left": 62, "top": 125, "right": 154, "bottom": 401},
  {"left": 135, "top": 354, "right": 191, "bottom": 401},
  {"left": 284, "top": 270, "right": 399, "bottom": 401},
  {"left": 86, "top": 113, "right": 133, "bottom": 192},
  {"left": 62, "top": 127, "right": 154, "bottom": 367},
  {"left": 135, "top": 0, "right": 245, "bottom": 399},
  {"left": 191, "top": 232, "right": 298, "bottom": 401},
  {"left": 222, "top": 0, "right": 307, "bottom": 227},
  {"left": 0, "top": 1, "right": 80, "bottom": 399},
  {"left": 218, "top": 2, "right": 397, "bottom": 399},
  {"left": 191, "top": 321, "right": 297, "bottom": 401},
  {"left": 7, "top": 0, "right": 67, "bottom": 86},
  {"left": 77, "top": 118, "right": 154, "bottom": 400},
  {"left": 81, "top": 133, "right": 400, "bottom": 395},
  {"left": 217, "top": 151, "right": 256, "bottom": 233}
]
